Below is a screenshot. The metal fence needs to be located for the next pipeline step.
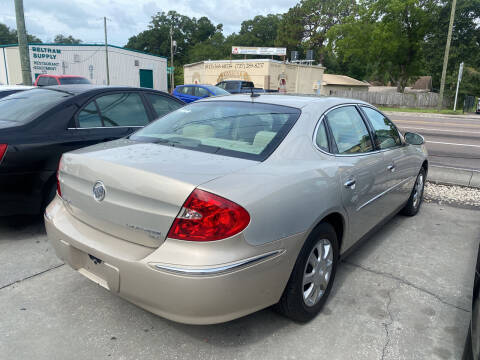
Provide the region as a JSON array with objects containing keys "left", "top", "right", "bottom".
[
  {"left": 327, "top": 89, "right": 450, "bottom": 109},
  {"left": 463, "top": 95, "right": 476, "bottom": 113}
]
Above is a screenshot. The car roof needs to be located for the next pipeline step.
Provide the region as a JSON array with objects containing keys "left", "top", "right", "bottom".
[
  {"left": 40, "top": 85, "right": 170, "bottom": 96},
  {"left": 0, "top": 85, "right": 34, "bottom": 91},
  {"left": 38, "top": 74, "right": 86, "bottom": 79},
  {"left": 197, "top": 93, "right": 370, "bottom": 109},
  {"left": 177, "top": 84, "right": 213, "bottom": 87}
]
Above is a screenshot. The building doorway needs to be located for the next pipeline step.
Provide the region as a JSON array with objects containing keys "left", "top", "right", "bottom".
[{"left": 139, "top": 69, "right": 153, "bottom": 88}]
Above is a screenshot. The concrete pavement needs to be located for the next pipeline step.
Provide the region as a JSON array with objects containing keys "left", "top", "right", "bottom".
[{"left": 1, "top": 202, "right": 478, "bottom": 360}]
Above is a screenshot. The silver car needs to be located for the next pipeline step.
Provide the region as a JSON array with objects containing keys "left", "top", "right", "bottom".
[{"left": 45, "top": 94, "right": 428, "bottom": 324}]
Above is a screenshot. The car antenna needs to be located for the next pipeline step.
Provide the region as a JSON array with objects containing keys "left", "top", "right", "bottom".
[{"left": 250, "top": 87, "right": 260, "bottom": 99}]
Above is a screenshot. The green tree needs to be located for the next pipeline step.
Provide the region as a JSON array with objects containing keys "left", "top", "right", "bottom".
[
  {"left": 276, "top": 0, "right": 357, "bottom": 63},
  {"left": 233, "top": 14, "right": 282, "bottom": 47},
  {"left": 327, "top": 0, "right": 438, "bottom": 92},
  {"left": 0, "top": 23, "right": 17, "bottom": 44},
  {"left": 53, "top": 34, "right": 82, "bottom": 44},
  {"left": 0, "top": 23, "right": 42, "bottom": 45},
  {"left": 422, "top": 0, "right": 480, "bottom": 100}
]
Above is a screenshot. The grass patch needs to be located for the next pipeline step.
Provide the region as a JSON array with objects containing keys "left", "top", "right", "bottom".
[{"left": 378, "top": 106, "right": 467, "bottom": 115}]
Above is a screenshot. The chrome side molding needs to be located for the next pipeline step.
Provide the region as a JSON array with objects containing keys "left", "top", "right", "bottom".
[{"left": 152, "top": 249, "right": 285, "bottom": 276}]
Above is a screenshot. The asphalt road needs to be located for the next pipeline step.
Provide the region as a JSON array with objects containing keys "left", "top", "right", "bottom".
[
  {"left": 1, "top": 201, "right": 479, "bottom": 359},
  {"left": 386, "top": 112, "right": 480, "bottom": 171}
]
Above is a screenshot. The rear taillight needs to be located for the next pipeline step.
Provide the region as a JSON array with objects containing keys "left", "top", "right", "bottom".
[
  {"left": 0, "top": 144, "right": 7, "bottom": 163},
  {"left": 56, "top": 156, "right": 63, "bottom": 197},
  {"left": 167, "top": 189, "right": 250, "bottom": 241}
]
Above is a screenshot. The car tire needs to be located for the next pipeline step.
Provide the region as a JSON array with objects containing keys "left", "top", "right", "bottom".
[
  {"left": 276, "top": 222, "right": 339, "bottom": 322},
  {"left": 401, "top": 167, "right": 426, "bottom": 217}
]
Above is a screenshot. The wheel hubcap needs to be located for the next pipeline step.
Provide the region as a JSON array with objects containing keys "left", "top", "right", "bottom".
[
  {"left": 302, "top": 238, "right": 333, "bottom": 307},
  {"left": 412, "top": 173, "right": 424, "bottom": 208}
]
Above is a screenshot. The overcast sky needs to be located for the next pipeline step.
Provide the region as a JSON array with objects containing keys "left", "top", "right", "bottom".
[{"left": 0, "top": 0, "right": 297, "bottom": 46}]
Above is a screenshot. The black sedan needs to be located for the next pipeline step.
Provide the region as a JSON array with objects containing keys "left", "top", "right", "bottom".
[{"left": 0, "top": 85, "right": 184, "bottom": 216}]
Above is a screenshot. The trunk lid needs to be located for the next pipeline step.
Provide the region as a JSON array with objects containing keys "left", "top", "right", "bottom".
[
  {"left": 59, "top": 139, "right": 257, "bottom": 248},
  {"left": 0, "top": 120, "right": 21, "bottom": 130}
]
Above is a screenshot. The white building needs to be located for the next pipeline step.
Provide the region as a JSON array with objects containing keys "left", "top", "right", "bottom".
[{"left": 0, "top": 43, "right": 168, "bottom": 91}]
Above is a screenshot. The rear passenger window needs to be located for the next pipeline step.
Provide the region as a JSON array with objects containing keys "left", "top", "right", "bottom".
[
  {"left": 361, "top": 107, "right": 402, "bottom": 149},
  {"left": 327, "top": 106, "right": 373, "bottom": 154},
  {"left": 315, "top": 121, "right": 329, "bottom": 152},
  {"left": 78, "top": 102, "right": 102, "bottom": 128},
  {"left": 146, "top": 94, "right": 182, "bottom": 118},
  {"left": 95, "top": 92, "right": 149, "bottom": 127}
]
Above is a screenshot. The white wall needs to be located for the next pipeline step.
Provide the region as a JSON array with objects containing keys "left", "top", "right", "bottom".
[
  {"left": 0, "top": 48, "right": 7, "bottom": 84},
  {"left": 2, "top": 44, "right": 167, "bottom": 90}
]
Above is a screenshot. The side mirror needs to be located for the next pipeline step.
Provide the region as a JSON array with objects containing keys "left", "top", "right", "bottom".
[{"left": 404, "top": 132, "right": 425, "bottom": 145}]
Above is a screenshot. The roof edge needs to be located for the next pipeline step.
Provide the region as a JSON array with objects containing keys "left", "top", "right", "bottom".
[{"left": 0, "top": 43, "right": 167, "bottom": 59}]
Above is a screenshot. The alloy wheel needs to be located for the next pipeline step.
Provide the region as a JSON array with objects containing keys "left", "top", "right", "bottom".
[
  {"left": 302, "top": 238, "right": 333, "bottom": 307},
  {"left": 412, "top": 173, "right": 424, "bottom": 208}
]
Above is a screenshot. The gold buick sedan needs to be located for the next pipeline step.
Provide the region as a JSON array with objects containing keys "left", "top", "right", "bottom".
[{"left": 45, "top": 94, "right": 428, "bottom": 324}]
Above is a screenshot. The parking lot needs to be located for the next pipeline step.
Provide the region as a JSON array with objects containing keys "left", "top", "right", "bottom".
[{"left": 1, "top": 200, "right": 478, "bottom": 360}]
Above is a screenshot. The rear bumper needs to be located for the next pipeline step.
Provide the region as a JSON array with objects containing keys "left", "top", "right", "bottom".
[{"left": 45, "top": 196, "right": 305, "bottom": 324}]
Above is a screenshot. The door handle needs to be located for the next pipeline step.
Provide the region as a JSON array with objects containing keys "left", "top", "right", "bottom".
[
  {"left": 387, "top": 164, "right": 396, "bottom": 172},
  {"left": 344, "top": 179, "right": 356, "bottom": 190}
]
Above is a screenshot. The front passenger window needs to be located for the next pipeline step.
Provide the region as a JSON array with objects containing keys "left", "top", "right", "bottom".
[
  {"left": 37, "top": 77, "right": 48, "bottom": 86},
  {"left": 361, "top": 107, "right": 402, "bottom": 150},
  {"left": 196, "top": 87, "right": 210, "bottom": 97},
  {"left": 48, "top": 77, "right": 58, "bottom": 86},
  {"left": 326, "top": 106, "right": 373, "bottom": 154}
]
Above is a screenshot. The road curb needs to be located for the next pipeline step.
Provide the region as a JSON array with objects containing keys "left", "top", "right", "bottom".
[
  {"left": 384, "top": 111, "right": 479, "bottom": 120},
  {"left": 428, "top": 166, "right": 480, "bottom": 189}
]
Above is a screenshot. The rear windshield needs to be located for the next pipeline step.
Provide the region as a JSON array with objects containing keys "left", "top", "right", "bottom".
[
  {"left": 205, "top": 86, "right": 230, "bottom": 96},
  {"left": 130, "top": 101, "right": 301, "bottom": 161},
  {"left": 59, "top": 77, "right": 90, "bottom": 85},
  {"left": 0, "top": 89, "right": 71, "bottom": 123}
]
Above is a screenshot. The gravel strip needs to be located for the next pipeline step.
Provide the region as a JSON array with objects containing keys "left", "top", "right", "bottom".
[{"left": 424, "top": 182, "right": 480, "bottom": 208}]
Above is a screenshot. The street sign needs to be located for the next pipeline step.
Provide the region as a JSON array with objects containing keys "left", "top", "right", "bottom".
[
  {"left": 231, "top": 46, "right": 286, "bottom": 56},
  {"left": 167, "top": 66, "right": 175, "bottom": 74},
  {"left": 454, "top": 62, "right": 464, "bottom": 111},
  {"left": 458, "top": 62, "right": 464, "bottom": 82}
]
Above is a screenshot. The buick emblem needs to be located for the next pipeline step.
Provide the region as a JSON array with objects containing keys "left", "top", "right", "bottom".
[{"left": 92, "top": 181, "right": 106, "bottom": 202}]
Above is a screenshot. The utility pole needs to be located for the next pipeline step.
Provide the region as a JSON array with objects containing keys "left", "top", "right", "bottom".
[
  {"left": 453, "top": 61, "right": 464, "bottom": 111},
  {"left": 438, "top": 0, "right": 457, "bottom": 109},
  {"left": 14, "top": 0, "right": 32, "bottom": 85},
  {"left": 170, "top": 25, "right": 174, "bottom": 93},
  {"left": 104, "top": 17, "right": 110, "bottom": 85}
]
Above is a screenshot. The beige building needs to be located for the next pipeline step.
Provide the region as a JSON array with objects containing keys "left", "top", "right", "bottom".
[
  {"left": 320, "top": 74, "right": 369, "bottom": 95},
  {"left": 184, "top": 59, "right": 325, "bottom": 94}
]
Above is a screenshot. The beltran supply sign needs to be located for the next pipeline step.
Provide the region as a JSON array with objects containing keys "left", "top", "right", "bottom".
[
  {"left": 232, "top": 46, "right": 287, "bottom": 56},
  {"left": 31, "top": 46, "right": 62, "bottom": 72}
]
